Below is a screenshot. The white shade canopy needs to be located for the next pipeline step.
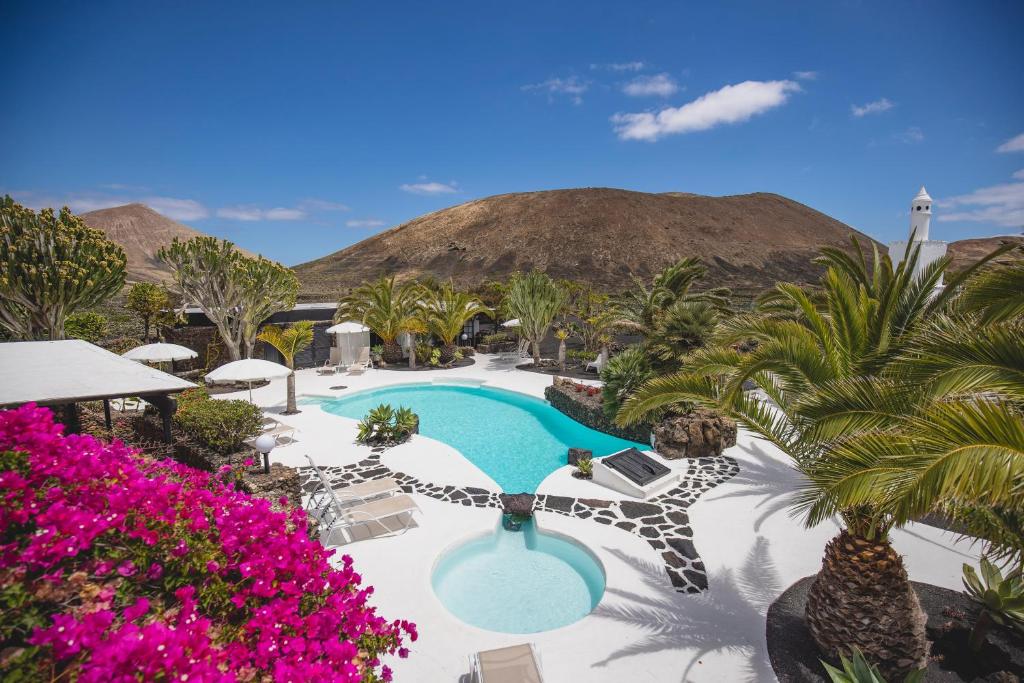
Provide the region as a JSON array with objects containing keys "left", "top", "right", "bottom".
[
  {"left": 501, "top": 319, "right": 521, "bottom": 328},
  {"left": 326, "top": 321, "right": 370, "bottom": 334},
  {"left": 205, "top": 358, "right": 292, "bottom": 384},
  {"left": 122, "top": 343, "right": 198, "bottom": 363}
]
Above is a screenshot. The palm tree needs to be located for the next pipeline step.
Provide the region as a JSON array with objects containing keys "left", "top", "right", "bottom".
[
  {"left": 256, "top": 321, "right": 313, "bottom": 414},
  {"left": 554, "top": 325, "right": 573, "bottom": 372},
  {"left": 503, "top": 271, "right": 567, "bottom": 366},
  {"left": 424, "top": 281, "right": 491, "bottom": 364},
  {"left": 616, "top": 239, "right": 1010, "bottom": 677},
  {"left": 341, "top": 276, "right": 424, "bottom": 365},
  {"left": 615, "top": 257, "right": 731, "bottom": 370}
]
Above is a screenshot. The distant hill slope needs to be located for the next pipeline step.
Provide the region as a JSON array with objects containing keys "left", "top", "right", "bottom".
[
  {"left": 947, "top": 234, "right": 1024, "bottom": 273},
  {"left": 295, "top": 188, "right": 882, "bottom": 299},
  {"left": 82, "top": 204, "right": 255, "bottom": 283}
]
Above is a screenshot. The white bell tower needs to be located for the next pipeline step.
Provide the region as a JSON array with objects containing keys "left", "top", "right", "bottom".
[{"left": 889, "top": 185, "right": 948, "bottom": 287}]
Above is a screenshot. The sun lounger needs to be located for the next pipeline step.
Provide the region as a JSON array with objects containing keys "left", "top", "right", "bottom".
[
  {"left": 303, "top": 455, "right": 401, "bottom": 503},
  {"left": 316, "top": 359, "right": 336, "bottom": 375},
  {"left": 305, "top": 455, "right": 418, "bottom": 541},
  {"left": 347, "top": 346, "right": 372, "bottom": 374},
  {"left": 470, "top": 643, "right": 544, "bottom": 683}
]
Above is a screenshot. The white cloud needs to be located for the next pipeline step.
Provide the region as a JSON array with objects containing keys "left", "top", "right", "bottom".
[
  {"left": 591, "top": 61, "right": 645, "bottom": 72},
  {"left": 611, "top": 79, "right": 801, "bottom": 142},
  {"left": 400, "top": 181, "right": 458, "bottom": 196},
  {"left": 895, "top": 126, "right": 924, "bottom": 144},
  {"left": 938, "top": 173, "right": 1024, "bottom": 228},
  {"left": 522, "top": 76, "right": 589, "bottom": 104},
  {"left": 792, "top": 70, "right": 818, "bottom": 81},
  {"left": 300, "top": 198, "right": 349, "bottom": 212},
  {"left": 216, "top": 205, "right": 307, "bottom": 221},
  {"left": 144, "top": 197, "right": 210, "bottom": 221},
  {"left": 1013, "top": 169, "right": 1024, "bottom": 180},
  {"left": 996, "top": 132, "right": 1024, "bottom": 153},
  {"left": 622, "top": 73, "right": 679, "bottom": 97},
  {"left": 851, "top": 98, "right": 894, "bottom": 117},
  {"left": 346, "top": 219, "right": 386, "bottom": 228}
]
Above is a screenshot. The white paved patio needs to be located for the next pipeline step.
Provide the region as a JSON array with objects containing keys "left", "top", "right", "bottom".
[{"left": 215, "top": 353, "right": 983, "bottom": 683}]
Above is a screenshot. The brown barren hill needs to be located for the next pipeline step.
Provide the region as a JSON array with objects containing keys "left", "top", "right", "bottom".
[
  {"left": 81, "top": 203, "right": 255, "bottom": 283},
  {"left": 947, "top": 234, "right": 1024, "bottom": 273},
  {"left": 295, "top": 188, "right": 881, "bottom": 298}
]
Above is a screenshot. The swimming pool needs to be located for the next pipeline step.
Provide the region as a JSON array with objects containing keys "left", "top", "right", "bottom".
[
  {"left": 313, "top": 382, "right": 646, "bottom": 492},
  {"left": 431, "top": 519, "right": 605, "bottom": 633}
]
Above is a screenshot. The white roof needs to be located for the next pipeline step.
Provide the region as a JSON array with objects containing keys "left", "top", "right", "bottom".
[
  {"left": 913, "top": 186, "right": 932, "bottom": 202},
  {"left": 325, "top": 321, "right": 370, "bottom": 334},
  {"left": 0, "top": 340, "right": 195, "bottom": 406}
]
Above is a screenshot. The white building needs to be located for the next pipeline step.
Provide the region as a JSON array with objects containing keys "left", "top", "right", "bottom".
[{"left": 888, "top": 186, "right": 948, "bottom": 286}]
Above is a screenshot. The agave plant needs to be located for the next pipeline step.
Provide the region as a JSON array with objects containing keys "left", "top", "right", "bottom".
[
  {"left": 616, "top": 238, "right": 1013, "bottom": 677},
  {"left": 575, "top": 456, "right": 593, "bottom": 478},
  {"left": 821, "top": 647, "right": 924, "bottom": 683},
  {"left": 962, "top": 558, "right": 1024, "bottom": 651},
  {"left": 357, "top": 403, "right": 418, "bottom": 445}
]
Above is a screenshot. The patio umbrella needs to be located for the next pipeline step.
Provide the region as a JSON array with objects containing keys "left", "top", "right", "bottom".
[
  {"left": 501, "top": 319, "right": 521, "bottom": 328},
  {"left": 205, "top": 358, "right": 292, "bottom": 402},
  {"left": 122, "top": 343, "right": 198, "bottom": 363},
  {"left": 326, "top": 321, "right": 371, "bottom": 366}
]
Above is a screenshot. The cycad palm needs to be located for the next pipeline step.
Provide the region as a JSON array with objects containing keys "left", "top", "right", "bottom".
[
  {"left": 342, "top": 276, "right": 425, "bottom": 365},
  {"left": 424, "top": 281, "right": 491, "bottom": 364},
  {"left": 256, "top": 321, "right": 313, "bottom": 414},
  {"left": 617, "top": 239, "right": 1010, "bottom": 677}
]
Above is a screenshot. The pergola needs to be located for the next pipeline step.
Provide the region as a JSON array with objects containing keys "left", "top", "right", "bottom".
[{"left": 0, "top": 340, "right": 195, "bottom": 441}]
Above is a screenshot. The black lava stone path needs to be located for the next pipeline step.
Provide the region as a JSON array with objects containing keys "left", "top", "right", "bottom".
[{"left": 298, "top": 449, "right": 738, "bottom": 593}]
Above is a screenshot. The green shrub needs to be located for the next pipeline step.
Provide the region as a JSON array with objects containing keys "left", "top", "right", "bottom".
[
  {"left": 566, "top": 348, "right": 597, "bottom": 364},
  {"left": 174, "top": 388, "right": 262, "bottom": 454},
  {"left": 600, "top": 347, "right": 653, "bottom": 420},
  {"left": 962, "top": 557, "right": 1024, "bottom": 651},
  {"left": 64, "top": 311, "right": 108, "bottom": 343},
  {"left": 414, "top": 340, "right": 434, "bottom": 364},
  {"left": 356, "top": 404, "right": 417, "bottom": 445},
  {"left": 481, "top": 331, "right": 510, "bottom": 345}
]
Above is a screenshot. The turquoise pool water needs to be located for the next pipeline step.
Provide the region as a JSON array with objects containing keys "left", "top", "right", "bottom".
[
  {"left": 313, "top": 382, "right": 646, "bottom": 492},
  {"left": 431, "top": 519, "right": 605, "bottom": 633}
]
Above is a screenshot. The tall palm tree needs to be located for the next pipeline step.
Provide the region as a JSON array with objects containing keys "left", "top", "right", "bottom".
[
  {"left": 341, "top": 276, "right": 424, "bottom": 365},
  {"left": 256, "top": 321, "right": 313, "bottom": 414},
  {"left": 616, "top": 239, "right": 1010, "bottom": 677},
  {"left": 503, "top": 271, "right": 567, "bottom": 366},
  {"left": 424, "top": 281, "right": 491, "bottom": 364}
]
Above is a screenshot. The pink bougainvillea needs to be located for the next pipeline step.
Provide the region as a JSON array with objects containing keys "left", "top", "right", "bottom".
[{"left": 0, "top": 404, "right": 415, "bottom": 681}]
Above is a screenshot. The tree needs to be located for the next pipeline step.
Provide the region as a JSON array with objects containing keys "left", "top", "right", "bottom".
[
  {"left": 341, "top": 276, "right": 424, "bottom": 365},
  {"left": 257, "top": 321, "right": 314, "bottom": 414},
  {"left": 554, "top": 325, "right": 573, "bottom": 373},
  {"left": 0, "top": 196, "right": 126, "bottom": 340},
  {"left": 503, "top": 271, "right": 567, "bottom": 366},
  {"left": 158, "top": 237, "right": 298, "bottom": 361},
  {"left": 616, "top": 240, "right": 1008, "bottom": 678},
  {"left": 64, "top": 312, "right": 108, "bottom": 344},
  {"left": 424, "top": 281, "right": 491, "bottom": 364},
  {"left": 614, "top": 257, "right": 730, "bottom": 370},
  {"left": 125, "top": 282, "right": 171, "bottom": 342}
]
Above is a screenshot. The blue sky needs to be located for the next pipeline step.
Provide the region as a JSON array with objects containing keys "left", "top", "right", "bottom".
[{"left": 2, "top": 1, "right": 1022, "bottom": 265}]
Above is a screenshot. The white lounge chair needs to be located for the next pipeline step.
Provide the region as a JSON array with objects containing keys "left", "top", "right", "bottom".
[
  {"left": 303, "top": 455, "right": 401, "bottom": 503},
  {"left": 347, "top": 346, "right": 372, "bottom": 375},
  {"left": 470, "top": 643, "right": 544, "bottom": 683},
  {"left": 316, "top": 359, "right": 336, "bottom": 375},
  {"left": 305, "top": 456, "right": 418, "bottom": 542},
  {"left": 585, "top": 350, "right": 608, "bottom": 374}
]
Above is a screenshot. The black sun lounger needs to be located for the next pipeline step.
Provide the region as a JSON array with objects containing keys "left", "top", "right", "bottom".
[{"left": 601, "top": 448, "right": 671, "bottom": 487}]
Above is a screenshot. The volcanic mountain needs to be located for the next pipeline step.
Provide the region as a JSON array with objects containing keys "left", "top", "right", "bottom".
[
  {"left": 947, "top": 234, "right": 1024, "bottom": 273},
  {"left": 295, "top": 188, "right": 882, "bottom": 299},
  {"left": 81, "top": 203, "right": 254, "bottom": 283}
]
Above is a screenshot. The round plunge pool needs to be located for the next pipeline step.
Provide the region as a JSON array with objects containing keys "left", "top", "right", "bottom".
[{"left": 431, "top": 519, "right": 605, "bottom": 634}]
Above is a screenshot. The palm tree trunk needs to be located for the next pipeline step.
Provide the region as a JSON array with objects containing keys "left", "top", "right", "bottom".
[
  {"left": 438, "top": 343, "right": 455, "bottom": 366},
  {"left": 805, "top": 530, "right": 928, "bottom": 679},
  {"left": 408, "top": 344, "right": 417, "bottom": 369},
  {"left": 285, "top": 372, "right": 298, "bottom": 414},
  {"left": 382, "top": 340, "right": 403, "bottom": 364}
]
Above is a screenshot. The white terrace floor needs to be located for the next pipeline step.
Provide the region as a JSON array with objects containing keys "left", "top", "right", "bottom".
[{"left": 218, "top": 353, "right": 983, "bottom": 683}]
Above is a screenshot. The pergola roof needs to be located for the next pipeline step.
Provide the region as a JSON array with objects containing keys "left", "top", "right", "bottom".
[{"left": 0, "top": 340, "right": 195, "bottom": 407}]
